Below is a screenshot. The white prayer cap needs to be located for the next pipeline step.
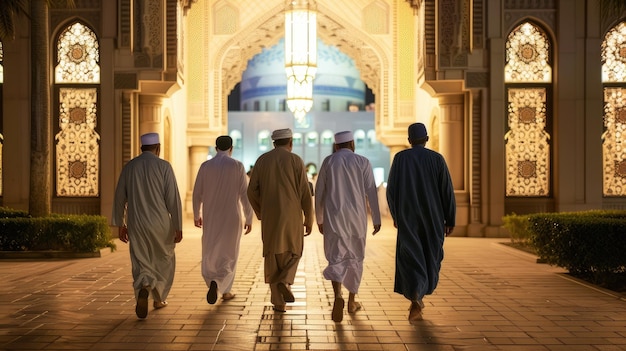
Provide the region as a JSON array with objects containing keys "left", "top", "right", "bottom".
[
  {"left": 140, "top": 132, "right": 160, "bottom": 145},
  {"left": 334, "top": 131, "right": 354, "bottom": 144},
  {"left": 271, "top": 128, "right": 293, "bottom": 140}
]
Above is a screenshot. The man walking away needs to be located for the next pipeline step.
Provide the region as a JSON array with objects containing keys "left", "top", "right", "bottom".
[
  {"left": 112, "top": 132, "right": 183, "bottom": 319},
  {"left": 193, "top": 135, "right": 253, "bottom": 304},
  {"left": 315, "top": 131, "right": 381, "bottom": 322},
  {"left": 386, "top": 123, "right": 456, "bottom": 322},
  {"left": 247, "top": 128, "right": 314, "bottom": 313}
]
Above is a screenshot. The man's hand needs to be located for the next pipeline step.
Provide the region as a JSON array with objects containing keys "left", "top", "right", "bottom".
[
  {"left": 174, "top": 230, "right": 183, "bottom": 243},
  {"left": 372, "top": 224, "right": 381, "bottom": 235},
  {"left": 244, "top": 224, "right": 252, "bottom": 234},
  {"left": 317, "top": 223, "right": 324, "bottom": 235},
  {"left": 444, "top": 226, "right": 454, "bottom": 237},
  {"left": 304, "top": 223, "right": 312, "bottom": 236},
  {"left": 194, "top": 218, "right": 202, "bottom": 228},
  {"left": 118, "top": 226, "right": 129, "bottom": 243}
]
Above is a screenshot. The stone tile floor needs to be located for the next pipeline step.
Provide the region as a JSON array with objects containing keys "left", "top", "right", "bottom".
[{"left": 1, "top": 216, "right": 625, "bottom": 350}]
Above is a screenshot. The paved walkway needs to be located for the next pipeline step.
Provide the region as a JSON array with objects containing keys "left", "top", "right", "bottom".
[{"left": 1, "top": 216, "right": 625, "bottom": 351}]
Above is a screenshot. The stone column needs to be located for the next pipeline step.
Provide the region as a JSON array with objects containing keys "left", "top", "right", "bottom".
[
  {"left": 438, "top": 94, "right": 465, "bottom": 191},
  {"left": 138, "top": 95, "right": 164, "bottom": 138},
  {"left": 187, "top": 145, "right": 210, "bottom": 215}
]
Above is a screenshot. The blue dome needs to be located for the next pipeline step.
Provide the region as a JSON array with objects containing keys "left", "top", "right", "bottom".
[{"left": 240, "top": 38, "right": 365, "bottom": 111}]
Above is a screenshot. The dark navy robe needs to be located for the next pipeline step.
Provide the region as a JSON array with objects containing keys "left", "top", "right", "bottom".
[{"left": 386, "top": 145, "right": 456, "bottom": 301}]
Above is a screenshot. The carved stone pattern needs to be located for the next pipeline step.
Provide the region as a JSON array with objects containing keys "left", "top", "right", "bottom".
[
  {"left": 51, "top": 11, "right": 101, "bottom": 36},
  {"left": 214, "top": 3, "right": 238, "bottom": 35},
  {"left": 504, "top": 10, "right": 555, "bottom": 32},
  {"left": 466, "top": 72, "right": 488, "bottom": 88},
  {"left": 120, "top": 0, "right": 131, "bottom": 48},
  {"left": 133, "top": 0, "right": 148, "bottom": 67},
  {"left": 121, "top": 94, "right": 132, "bottom": 165},
  {"left": 504, "top": 0, "right": 555, "bottom": 9},
  {"left": 471, "top": 91, "right": 482, "bottom": 211},
  {"left": 439, "top": 0, "right": 470, "bottom": 67},
  {"left": 218, "top": 5, "right": 284, "bottom": 96},
  {"left": 473, "top": 0, "right": 484, "bottom": 49},
  {"left": 167, "top": 0, "right": 177, "bottom": 69},
  {"left": 147, "top": 0, "right": 164, "bottom": 65},
  {"left": 317, "top": 16, "right": 381, "bottom": 92},
  {"left": 424, "top": 0, "right": 435, "bottom": 56},
  {"left": 75, "top": 0, "right": 102, "bottom": 8},
  {"left": 439, "top": 0, "right": 456, "bottom": 59},
  {"left": 363, "top": 1, "right": 388, "bottom": 35}
]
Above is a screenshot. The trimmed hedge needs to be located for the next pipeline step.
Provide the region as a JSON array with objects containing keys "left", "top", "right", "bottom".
[
  {"left": 0, "top": 208, "right": 116, "bottom": 253},
  {"left": 527, "top": 211, "right": 626, "bottom": 282}
]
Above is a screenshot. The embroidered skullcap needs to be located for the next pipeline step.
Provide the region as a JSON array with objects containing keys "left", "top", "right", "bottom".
[
  {"left": 140, "top": 132, "right": 160, "bottom": 145},
  {"left": 216, "top": 135, "right": 233, "bottom": 151},
  {"left": 408, "top": 123, "right": 428, "bottom": 140},
  {"left": 334, "top": 131, "right": 354, "bottom": 144},
  {"left": 271, "top": 128, "right": 293, "bottom": 140}
]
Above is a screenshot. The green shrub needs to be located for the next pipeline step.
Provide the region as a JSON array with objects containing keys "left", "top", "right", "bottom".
[
  {"left": 528, "top": 210, "right": 626, "bottom": 284},
  {"left": 0, "top": 208, "right": 116, "bottom": 253},
  {"left": 502, "top": 213, "right": 533, "bottom": 244}
]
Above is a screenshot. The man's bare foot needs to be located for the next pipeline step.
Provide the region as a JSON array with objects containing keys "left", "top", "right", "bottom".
[
  {"left": 332, "top": 297, "right": 344, "bottom": 322},
  {"left": 222, "top": 292, "right": 236, "bottom": 300},
  {"left": 408, "top": 300, "right": 424, "bottom": 322},
  {"left": 348, "top": 301, "right": 362, "bottom": 313}
]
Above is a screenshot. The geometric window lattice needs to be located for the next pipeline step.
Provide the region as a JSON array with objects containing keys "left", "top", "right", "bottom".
[
  {"left": 602, "top": 22, "right": 626, "bottom": 83},
  {"left": 0, "top": 40, "right": 3, "bottom": 197},
  {"left": 602, "top": 22, "right": 626, "bottom": 196},
  {"left": 602, "top": 88, "right": 626, "bottom": 196},
  {"left": 55, "top": 22, "right": 100, "bottom": 84},
  {"left": 505, "top": 22, "right": 552, "bottom": 83},
  {"left": 505, "top": 88, "right": 550, "bottom": 196},
  {"left": 55, "top": 88, "right": 100, "bottom": 196}
]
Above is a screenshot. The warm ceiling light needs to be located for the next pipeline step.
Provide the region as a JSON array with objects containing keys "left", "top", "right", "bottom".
[{"left": 285, "top": 0, "right": 316, "bottom": 120}]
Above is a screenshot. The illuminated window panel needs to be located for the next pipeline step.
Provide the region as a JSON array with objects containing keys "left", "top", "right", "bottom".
[
  {"left": 602, "top": 22, "right": 626, "bottom": 196},
  {"left": 505, "top": 22, "right": 551, "bottom": 83},
  {"left": 602, "top": 88, "right": 626, "bottom": 196},
  {"left": 602, "top": 22, "right": 626, "bottom": 83},
  {"left": 0, "top": 40, "right": 3, "bottom": 196},
  {"left": 54, "top": 21, "right": 101, "bottom": 198},
  {"left": 504, "top": 21, "right": 552, "bottom": 197},
  {"left": 55, "top": 22, "right": 100, "bottom": 84},
  {"left": 505, "top": 88, "right": 550, "bottom": 196},
  {"left": 55, "top": 88, "right": 100, "bottom": 196}
]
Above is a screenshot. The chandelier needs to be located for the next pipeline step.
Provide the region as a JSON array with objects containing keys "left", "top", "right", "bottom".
[{"left": 284, "top": 0, "right": 317, "bottom": 124}]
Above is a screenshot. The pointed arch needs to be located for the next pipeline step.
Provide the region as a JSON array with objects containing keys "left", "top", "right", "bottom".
[
  {"left": 53, "top": 21, "right": 101, "bottom": 197},
  {"left": 504, "top": 20, "right": 553, "bottom": 197}
]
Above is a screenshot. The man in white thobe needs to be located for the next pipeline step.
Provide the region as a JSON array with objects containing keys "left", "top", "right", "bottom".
[
  {"left": 112, "top": 132, "right": 183, "bottom": 319},
  {"left": 315, "top": 131, "right": 381, "bottom": 322},
  {"left": 193, "top": 136, "right": 253, "bottom": 304}
]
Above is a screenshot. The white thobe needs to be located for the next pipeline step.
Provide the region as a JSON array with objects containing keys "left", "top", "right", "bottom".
[
  {"left": 314, "top": 148, "right": 381, "bottom": 294},
  {"left": 192, "top": 151, "right": 254, "bottom": 293},
  {"left": 111, "top": 151, "right": 183, "bottom": 301}
]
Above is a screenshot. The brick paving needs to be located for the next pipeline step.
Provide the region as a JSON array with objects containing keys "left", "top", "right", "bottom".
[{"left": 1, "top": 215, "right": 625, "bottom": 350}]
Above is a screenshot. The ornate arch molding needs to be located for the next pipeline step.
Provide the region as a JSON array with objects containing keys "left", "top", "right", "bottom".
[
  {"left": 215, "top": 3, "right": 388, "bottom": 104},
  {"left": 217, "top": 4, "right": 285, "bottom": 96}
]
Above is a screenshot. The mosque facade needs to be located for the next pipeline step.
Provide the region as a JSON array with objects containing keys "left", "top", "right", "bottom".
[{"left": 2, "top": 0, "right": 626, "bottom": 237}]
